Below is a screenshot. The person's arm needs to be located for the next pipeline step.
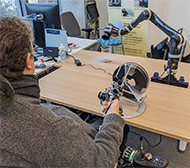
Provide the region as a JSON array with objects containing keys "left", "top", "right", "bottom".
[
  {"left": 40, "top": 103, "right": 98, "bottom": 138},
  {"left": 32, "top": 103, "right": 125, "bottom": 168}
]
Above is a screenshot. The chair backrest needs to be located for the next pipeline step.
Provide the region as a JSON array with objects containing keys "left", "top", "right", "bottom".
[
  {"left": 60, "top": 11, "right": 81, "bottom": 37},
  {"left": 85, "top": 0, "right": 99, "bottom": 23},
  {"left": 150, "top": 37, "right": 169, "bottom": 60}
]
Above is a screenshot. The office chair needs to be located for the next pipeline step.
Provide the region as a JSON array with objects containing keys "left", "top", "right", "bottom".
[
  {"left": 60, "top": 11, "right": 93, "bottom": 39},
  {"left": 85, "top": 0, "right": 100, "bottom": 38},
  {"left": 150, "top": 37, "right": 169, "bottom": 60},
  {"left": 96, "top": 20, "right": 125, "bottom": 55},
  {"left": 181, "top": 53, "right": 190, "bottom": 63},
  {"left": 150, "top": 28, "right": 187, "bottom": 62}
]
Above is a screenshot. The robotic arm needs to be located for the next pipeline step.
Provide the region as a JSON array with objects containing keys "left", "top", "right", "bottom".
[
  {"left": 102, "top": 9, "right": 184, "bottom": 73},
  {"left": 98, "top": 9, "right": 188, "bottom": 118}
]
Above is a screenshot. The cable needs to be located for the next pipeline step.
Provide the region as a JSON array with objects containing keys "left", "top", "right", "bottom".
[
  {"left": 82, "top": 63, "right": 113, "bottom": 76},
  {"left": 156, "top": 64, "right": 167, "bottom": 81},
  {"left": 67, "top": 54, "right": 76, "bottom": 61},
  {"left": 129, "top": 131, "right": 162, "bottom": 148},
  {"left": 144, "top": 135, "right": 162, "bottom": 147},
  {"left": 66, "top": 53, "right": 82, "bottom": 66},
  {"left": 66, "top": 53, "right": 113, "bottom": 76}
]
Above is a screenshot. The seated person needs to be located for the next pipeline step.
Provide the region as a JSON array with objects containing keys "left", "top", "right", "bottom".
[{"left": 0, "top": 15, "right": 129, "bottom": 167}]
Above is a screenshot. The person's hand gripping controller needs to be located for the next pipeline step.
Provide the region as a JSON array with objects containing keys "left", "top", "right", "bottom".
[{"left": 102, "top": 99, "right": 120, "bottom": 116}]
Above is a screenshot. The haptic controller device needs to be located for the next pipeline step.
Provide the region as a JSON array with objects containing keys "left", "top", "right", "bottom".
[{"left": 98, "top": 62, "right": 149, "bottom": 118}]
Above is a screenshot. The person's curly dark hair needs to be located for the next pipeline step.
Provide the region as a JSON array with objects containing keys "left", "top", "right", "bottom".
[{"left": 0, "top": 15, "right": 33, "bottom": 79}]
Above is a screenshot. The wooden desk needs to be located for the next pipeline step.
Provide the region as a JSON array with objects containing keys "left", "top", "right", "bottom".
[{"left": 39, "top": 50, "right": 190, "bottom": 143}]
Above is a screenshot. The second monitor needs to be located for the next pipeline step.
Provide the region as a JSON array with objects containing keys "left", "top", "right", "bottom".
[{"left": 25, "top": 3, "right": 61, "bottom": 29}]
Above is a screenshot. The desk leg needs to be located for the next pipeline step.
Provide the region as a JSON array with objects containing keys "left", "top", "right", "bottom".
[{"left": 178, "top": 140, "right": 187, "bottom": 152}]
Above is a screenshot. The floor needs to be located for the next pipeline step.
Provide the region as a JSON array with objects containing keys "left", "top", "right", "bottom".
[{"left": 125, "top": 126, "right": 190, "bottom": 168}]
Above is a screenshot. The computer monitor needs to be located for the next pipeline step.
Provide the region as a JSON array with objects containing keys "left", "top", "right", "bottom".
[
  {"left": 33, "top": 19, "right": 46, "bottom": 47},
  {"left": 25, "top": 3, "right": 61, "bottom": 29}
]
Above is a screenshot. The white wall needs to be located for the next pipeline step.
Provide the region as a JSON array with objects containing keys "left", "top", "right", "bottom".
[
  {"left": 96, "top": 0, "right": 190, "bottom": 56},
  {"left": 148, "top": 0, "right": 190, "bottom": 55},
  {"left": 60, "top": 0, "right": 86, "bottom": 37},
  {"left": 96, "top": 0, "right": 108, "bottom": 31}
]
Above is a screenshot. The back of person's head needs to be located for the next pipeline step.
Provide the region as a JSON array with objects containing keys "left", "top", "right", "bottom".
[{"left": 0, "top": 15, "right": 33, "bottom": 79}]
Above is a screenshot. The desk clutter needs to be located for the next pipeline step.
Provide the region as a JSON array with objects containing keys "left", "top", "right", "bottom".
[{"left": 34, "top": 41, "right": 80, "bottom": 74}]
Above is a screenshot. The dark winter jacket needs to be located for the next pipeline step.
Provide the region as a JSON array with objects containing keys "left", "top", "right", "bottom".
[{"left": 0, "top": 75, "right": 125, "bottom": 168}]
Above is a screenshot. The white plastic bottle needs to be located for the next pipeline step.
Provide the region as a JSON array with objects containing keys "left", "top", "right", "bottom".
[{"left": 59, "top": 44, "right": 67, "bottom": 62}]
